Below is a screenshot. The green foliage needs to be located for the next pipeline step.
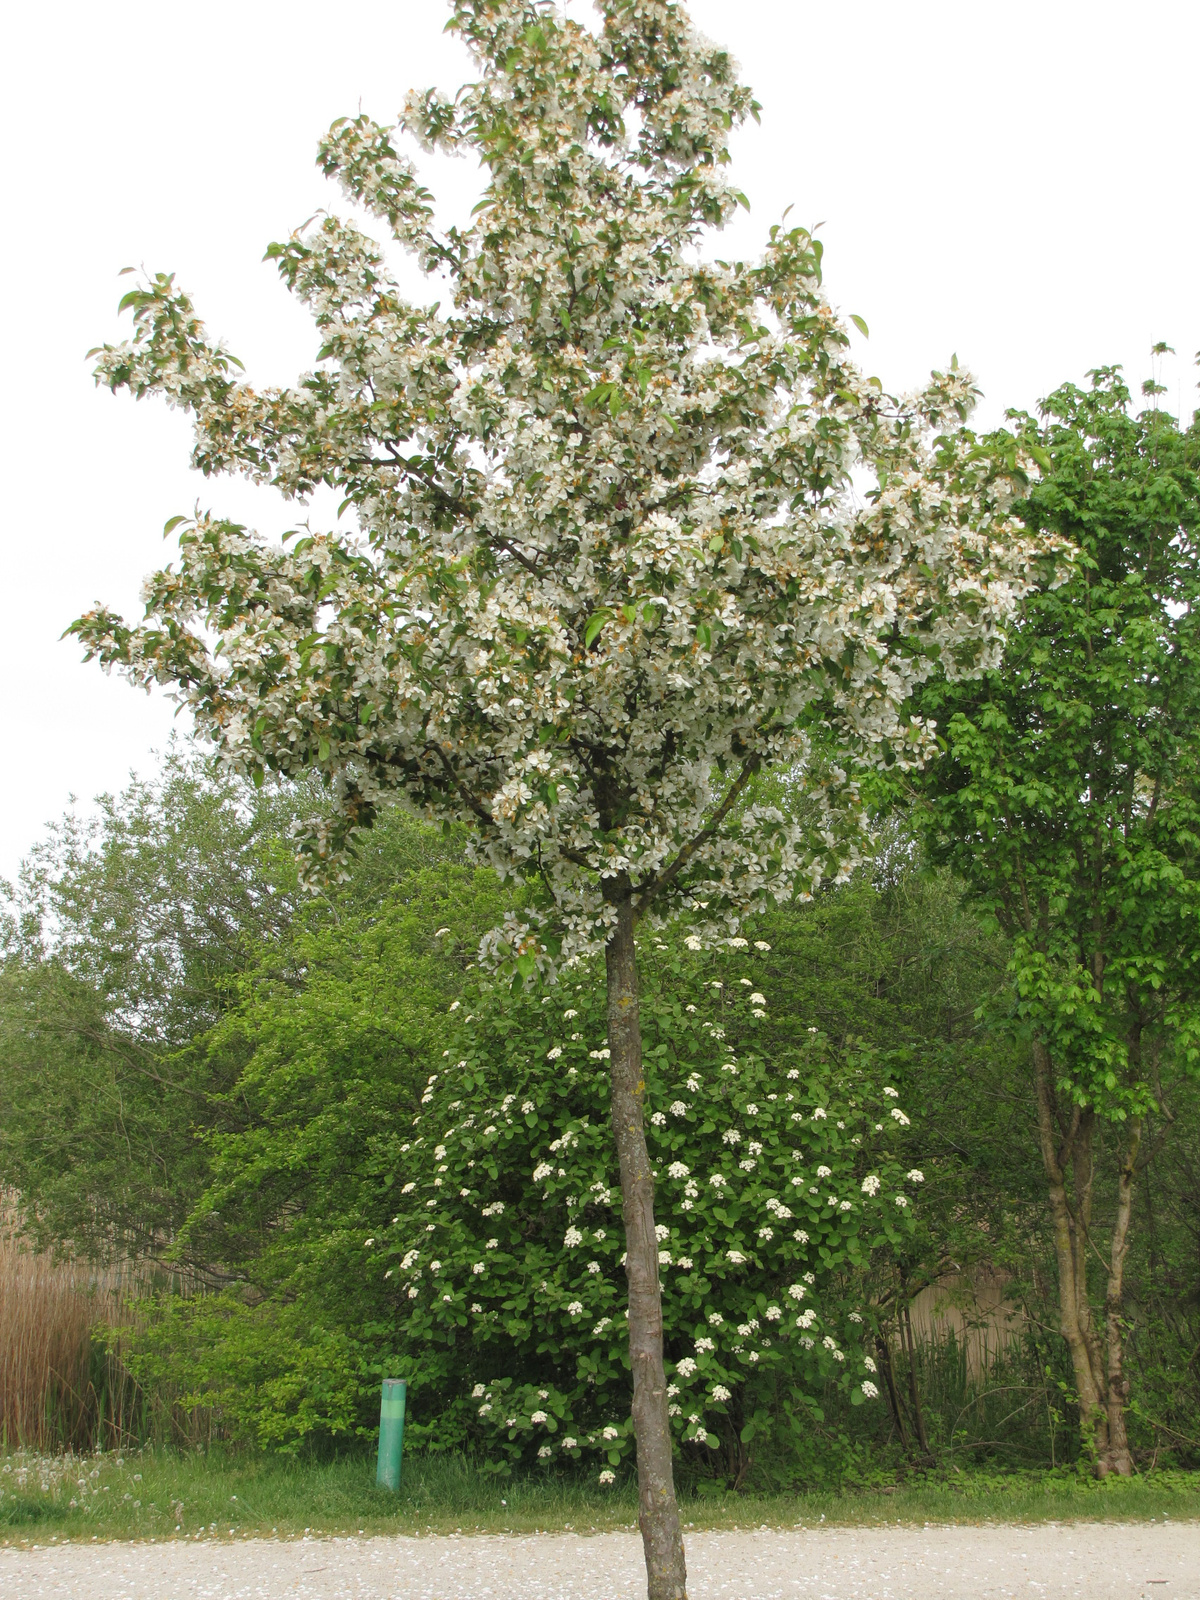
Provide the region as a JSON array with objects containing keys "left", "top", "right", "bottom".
[
  {"left": 176, "top": 863, "right": 510, "bottom": 1303},
  {"left": 6, "top": 742, "right": 1200, "bottom": 1473},
  {"left": 0, "top": 746, "right": 487, "bottom": 1270},
  {"left": 0, "top": 742, "right": 307, "bottom": 1261},
  {"left": 906, "top": 370, "right": 1200, "bottom": 1113},
  {"left": 377, "top": 943, "right": 918, "bottom": 1480}
]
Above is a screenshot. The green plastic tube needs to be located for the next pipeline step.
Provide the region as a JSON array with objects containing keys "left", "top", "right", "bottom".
[{"left": 376, "top": 1378, "right": 407, "bottom": 1491}]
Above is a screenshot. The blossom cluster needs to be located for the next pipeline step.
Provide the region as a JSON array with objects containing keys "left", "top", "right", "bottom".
[{"left": 72, "top": 0, "right": 1051, "bottom": 977}]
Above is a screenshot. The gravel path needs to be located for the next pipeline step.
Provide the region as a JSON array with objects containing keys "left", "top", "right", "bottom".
[{"left": 2, "top": 1522, "right": 1198, "bottom": 1599}]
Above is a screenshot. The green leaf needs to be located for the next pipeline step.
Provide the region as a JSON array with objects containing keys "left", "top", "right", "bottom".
[
  {"left": 584, "top": 613, "right": 609, "bottom": 649},
  {"left": 849, "top": 314, "right": 869, "bottom": 339}
]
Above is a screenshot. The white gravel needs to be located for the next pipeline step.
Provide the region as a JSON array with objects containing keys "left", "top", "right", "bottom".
[{"left": 2, "top": 1522, "right": 1198, "bottom": 1599}]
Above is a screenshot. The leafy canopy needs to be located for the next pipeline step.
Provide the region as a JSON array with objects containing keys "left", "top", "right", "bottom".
[
  {"left": 74, "top": 0, "right": 1045, "bottom": 975},
  {"left": 902, "top": 370, "right": 1200, "bottom": 1116}
]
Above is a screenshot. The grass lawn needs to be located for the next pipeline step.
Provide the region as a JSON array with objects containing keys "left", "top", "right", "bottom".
[{"left": 2, "top": 1450, "right": 1198, "bottom": 1546}]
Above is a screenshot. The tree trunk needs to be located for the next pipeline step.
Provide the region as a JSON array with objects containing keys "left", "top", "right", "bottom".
[
  {"left": 606, "top": 895, "right": 688, "bottom": 1600},
  {"left": 877, "top": 1331, "right": 912, "bottom": 1454},
  {"left": 900, "top": 1299, "right": 933, "bottom": 1461},
  {"left": 1032, "top": 1039, "right": 1110, "bottom": 1469},
  {"left": 1101, "top": 1118, "right": 1141, "bottom": 1476}
]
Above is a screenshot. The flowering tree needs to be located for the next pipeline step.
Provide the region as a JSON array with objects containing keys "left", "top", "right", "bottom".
[
  {"left": 374, "top": 940, "right": 919, "bottom": 1484},
  {"left": 73, "top": 1, "right": 1044, "bottom": 1590}
]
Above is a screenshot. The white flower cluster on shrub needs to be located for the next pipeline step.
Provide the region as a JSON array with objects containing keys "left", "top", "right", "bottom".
[{"left": 379, "top": 944, "right": 918, "bottom": 1470}]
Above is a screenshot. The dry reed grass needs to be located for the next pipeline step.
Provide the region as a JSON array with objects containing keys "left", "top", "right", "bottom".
[{"left": 0, "top": 1226, "right": 140, "bottom": 1451}]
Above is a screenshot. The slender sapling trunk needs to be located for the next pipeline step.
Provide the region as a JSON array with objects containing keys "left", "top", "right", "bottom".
[{"left": 606, "top": 895, "right": 688, "bottom": 1600}]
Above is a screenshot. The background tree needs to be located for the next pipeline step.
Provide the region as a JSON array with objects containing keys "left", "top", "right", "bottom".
[
  {"left": 71, "top": 2, "right": 1043, "bottom": 1590},
  {"left": 899, "top": 370, "right": 1200, "bottom": 1474},
  {"left": 0, "top": 748, "right": 486, "bottom": 1271}
]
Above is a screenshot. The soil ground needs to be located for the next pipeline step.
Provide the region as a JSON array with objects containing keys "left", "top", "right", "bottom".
[{"left": 1, "top": 1521, "right": 1198, "bottom": 1599}]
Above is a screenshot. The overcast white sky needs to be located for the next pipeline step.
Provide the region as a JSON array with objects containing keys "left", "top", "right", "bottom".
[{"left": 2, "top": 0, "right": 1197, "bottom": 884}]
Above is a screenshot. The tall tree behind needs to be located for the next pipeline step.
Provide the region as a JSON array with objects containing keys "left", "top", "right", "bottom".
[
  {"left": 900, "top": 369, "right": 1200, "bottom": 1474},
  {"left": 0, "top": 746, "right": 307, "bottom": 1264},
  {"left": 0, "top": 746, "right": 474, "bottom": 1268},
  {"left": 71, "top": 3, "right": 1044, "bottom": 1591}
]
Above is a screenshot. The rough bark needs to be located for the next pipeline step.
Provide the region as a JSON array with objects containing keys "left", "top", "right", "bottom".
[
  {"left": 1032, "top": 1040, "right": 1109, "bottom": 1461},
  {"left": 1030, "top": 1037, "right": 1144, "bottom": 1473},
  {"left": 900, "top": 1300, "right": 933, "bottom": 1461},
  {"left": 877, "top": 1331, "right": 911, "bottom": 1454},
  {"left": 606, "top": 895, "right": 688, "bottom": 1600},
  {"left": 1102, "top": 1119, "right": 1141, "bottom": 1476}
]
